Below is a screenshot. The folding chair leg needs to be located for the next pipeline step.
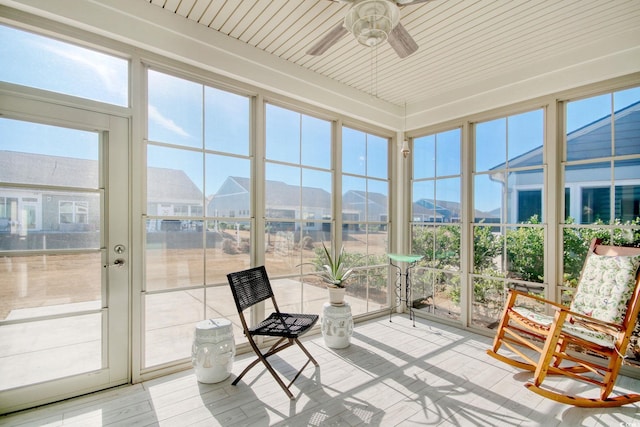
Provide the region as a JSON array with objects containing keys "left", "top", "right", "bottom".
[
  {"left": 232, "top": 337, "right": 317, "bottom": 400},
  {"left": 295, "top": 338, "right": 319, "bottom": 367}
]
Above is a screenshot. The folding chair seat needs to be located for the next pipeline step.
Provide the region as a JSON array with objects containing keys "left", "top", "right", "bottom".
[
  {"left": 227, "top": 266, "right": 319, "bottom": 399},
  {"left": 487, "top": 238, "right": 640, "bottom": 407}
]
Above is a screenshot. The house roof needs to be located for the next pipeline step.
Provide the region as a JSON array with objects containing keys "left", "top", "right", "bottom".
[
  {"left": 212, "top": 176, "right": 331, "bottom": 208},
  {"left": 0, "top": 150, "right": 203, "bottom": 202},
  {"left": 491, "top": 101, "right": 640, "bottom": 170},
  {"left": 343, "top": 190, "right": 387, "bottom": 208}
]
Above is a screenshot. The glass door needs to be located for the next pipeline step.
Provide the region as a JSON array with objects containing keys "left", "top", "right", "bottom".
[{"left": 0, "top": 99, "right": 129, "bottom": 414}]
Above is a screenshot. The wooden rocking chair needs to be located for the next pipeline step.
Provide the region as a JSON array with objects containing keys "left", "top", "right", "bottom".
[{"left": 487, "top": 238, "right": 640, "bottom": 407}]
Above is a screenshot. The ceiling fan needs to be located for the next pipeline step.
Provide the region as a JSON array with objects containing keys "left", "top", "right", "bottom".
[{"left": 307, "top": 0, "right": 430, "bottom": 58}]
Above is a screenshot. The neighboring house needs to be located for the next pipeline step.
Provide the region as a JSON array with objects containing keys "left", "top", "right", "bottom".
[
  {"left": 413, "top": 199, "right": 455, "bottom": 223},
  {"left": 208, "top": 176, "right": 331, "bottom": 232},
  {"left": 209, "top": 178, "right": 394, "bottom": 231},
  {"left": 0, "top": 150, "right": 203, "bottom": 237},
  {"left": 0, "top": 150, "right": 100, "bottom": 235},
  {"left": 342, "top": 190, "right": 388, "bottom": 223},
  {"left": 489, "top": 101, "right": 640, "bottom": 223},
  {"left": 145, "top": 167, "right": 204, "bottom": 231}
]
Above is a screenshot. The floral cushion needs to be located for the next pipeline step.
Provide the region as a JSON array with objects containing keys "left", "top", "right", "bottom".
[
  {"left": 512, "top": 306, "right": 616, "bottom": 348},
  {"left": 570, "top": 253, "right": 640, "bottom": 325},
  {"left": 511, "top": 253, "right": 640, "bottom": 349}
]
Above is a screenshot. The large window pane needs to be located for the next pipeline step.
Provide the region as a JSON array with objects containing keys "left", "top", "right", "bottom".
[
  {"left": 206, "top": 220, "right": 250, "bottom": 285},
  {"left": 412, "top": 269, "right": 460, "bottom": 321},
  {"left": 148, "top": 70, "right": 203, "bottom": 148},
  {"left": 204, "top": 87, "right": 249, "bottom": 155},
  {"left": 0, "top": 119, "right": 101, "bottom": 250},
  {"left": 147, "top": 145, "right": 203, "bottom": 218},
  {"left": 0, "top": 118, "right": 99, "bottom": 188},
  {"left": 475, "top": 118, "right": 506, "bottom": 172},
  {"left": 145, "top": 223, "right": 204, "bottom": 291},
  {"left": 0, "top": 25, "right": 128, "bottom": 106},
  {"left": 563, "top": 88, "right": 640, "bottom": 364},
  {"left": 301, "top": 115, "right": 331, "bottom": 169},
  {"left": 342, "top": 127, "right": 366, "bottom": 176},
  {"left": 411, "top": 128, "right": 462, "bottom": 323},
  {"left": 413, "top": 134, "right": 435, "bottom": 179},
  {"left": 366, "top": 134, "right": 388, "bottom": 179},
  {"left": 367, "top": 178, "right": 388, "bottom": 222},
  {"left": 436, "top": 129, "right": 461, "bottom": 176},
  {"left": 0, "top": 253, "right": 101, "bottom": 321},
  {"left": 474, "top": 174, "right": 503, "bottom": 222},
  {"left": 206, "top": 155, "right": 250, "bottom": 216},
  {"left": 341, "top": 126, "right": 390, "bottom": 316},
  {"left": 564, "top": 162, "right": 610, "bottom": 224},
  {"left": 302, "top": 169, "right": 332, "bottom": 221},
  {"left": 266, "top": 163, "right": 301, "bottom": 219},
  {"left": 265, "top": 104, "right": 301, "bottom": 164},
  {"left": 505, "top": 225, "right": 545, "bottom": 283},
  {"left": 471, "top": 276, "right": 505, "bottom": 328},
  {"left": 0, "top": 313, "right": 102, "bottom": 390},
  {"left": 614, "top": 87, "right": 640, "bottom": 156},
  {"left": 145, "top": 70, "right": 251, "bottom": 368},
  {"left": 342, "top": 225, "right": 388, "bottom": 316},
  {"left": 507, "top": 109, "right": 544, "bottom": 162},
  {"left": 145, "top": 290, "right": 203, "bottom": 367},
  {"left": 472, "top": 109, "right": 545, "bottom": 331},
  {"left": 507, "top": 169, "right": 544, "bottom": 223},
  {"left": 265, "top": 104, "right": 332, "bottom": 291},
  {"left": 566, "top": 94, "right": 611, "bottom": 161}
]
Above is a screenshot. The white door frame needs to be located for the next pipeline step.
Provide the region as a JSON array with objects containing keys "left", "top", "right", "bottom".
[{"left": 0, "top": 90, "right": 130, "bottom": 414}]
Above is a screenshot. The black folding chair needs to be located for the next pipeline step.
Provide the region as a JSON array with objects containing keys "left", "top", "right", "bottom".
[{"left": 227, "top": 266, "right": 319, "bottom": 399}]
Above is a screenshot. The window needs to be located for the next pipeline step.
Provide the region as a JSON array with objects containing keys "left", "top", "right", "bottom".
[
  {"left": 562, "top": 87, "right": 640, "bottom": 303},
  {"left": 0, "top": 24, "right": 128, "bottom": 106},
  {"left": 265, "top": 103, "right": 332, "bottom": 314},
  {"left": 341, "top": 126, "right": 390, "bottom": 316},
  {"left": 411, "top": 128, "right": 462, "bottom": 321},
  {"left": 59, "top": 201, "right": 89, "bottom": 224},
  {"left": 472, "top": 109, "right": 545, "bottom": 328},
  {"left": 145, "top": 69, "right": 251, "bottom": 367}
]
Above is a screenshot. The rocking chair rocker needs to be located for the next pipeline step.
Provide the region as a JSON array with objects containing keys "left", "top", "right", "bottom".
[{"left": 487, "top": 238, "right": 640, "bottom": 407}]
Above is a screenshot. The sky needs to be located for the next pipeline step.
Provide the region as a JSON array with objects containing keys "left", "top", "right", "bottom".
[{"left": 1, "top": 24, "right": 639, "bottom": 214}]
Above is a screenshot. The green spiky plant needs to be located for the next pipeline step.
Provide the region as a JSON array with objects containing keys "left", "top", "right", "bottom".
[{"left": 301, "top": 242, "right": 355, "bottom": 288}]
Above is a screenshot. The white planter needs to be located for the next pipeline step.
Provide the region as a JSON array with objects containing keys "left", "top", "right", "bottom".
[{"left": 328, "top": 286, "right": 346, "bottom": 306}]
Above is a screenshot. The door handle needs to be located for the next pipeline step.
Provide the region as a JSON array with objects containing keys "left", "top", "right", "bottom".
[{"left": 104, "top": 258, "right": 125, "bottom": 268}]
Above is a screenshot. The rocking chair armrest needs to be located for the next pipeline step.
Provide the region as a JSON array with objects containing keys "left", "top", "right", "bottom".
[
  {"left": 551, "top": 306, "right": 623, "bottom": 335},
  {"left": 507, "top": 289, "right": 565, "bottom": 309}
]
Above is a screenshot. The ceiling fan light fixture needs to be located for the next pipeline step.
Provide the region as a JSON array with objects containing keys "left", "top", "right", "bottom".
[{"left": 344, "top": 0, "right": 400, "bottom": 47}]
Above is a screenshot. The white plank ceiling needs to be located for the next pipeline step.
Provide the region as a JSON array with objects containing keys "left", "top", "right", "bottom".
[{"left": 145, "top": 0, "right": 640, "bottom": 108}]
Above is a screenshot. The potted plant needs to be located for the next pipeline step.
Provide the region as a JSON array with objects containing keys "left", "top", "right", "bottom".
[{"left": 301, "top": 242, "right": 355, "bottom": 305}]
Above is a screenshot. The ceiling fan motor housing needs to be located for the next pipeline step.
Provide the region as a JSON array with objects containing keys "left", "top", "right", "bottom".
[{"left": 344, "top": 0, "right": 401, "bottom": 47}]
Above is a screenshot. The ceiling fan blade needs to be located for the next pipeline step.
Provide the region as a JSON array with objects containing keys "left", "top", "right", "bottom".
[
  {"left": 307, "top": 23, "right": 349, "bottom": 56},
  {"left": 388, "top": 22, "right": 418, "bottom": 58}
]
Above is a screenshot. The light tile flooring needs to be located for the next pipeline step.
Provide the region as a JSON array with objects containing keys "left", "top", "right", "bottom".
[{"left": 2, "top": 315, "right": 640, "bottom": 426}]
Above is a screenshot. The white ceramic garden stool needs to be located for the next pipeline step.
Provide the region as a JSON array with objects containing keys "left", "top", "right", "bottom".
[
  {"left": 321, "top": 301, "right": 353, "bottom": 349},
  {"left": 191, "top": 318, "right": 235, "bottom": 384}
]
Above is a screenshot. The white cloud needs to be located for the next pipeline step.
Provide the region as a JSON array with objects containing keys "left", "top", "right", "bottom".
[
  {"left": 148, "top": 105, "right": 190, "bottom": 138},
  {"left": 39, "top": 41, "right": 125, "bottom": 96}
]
